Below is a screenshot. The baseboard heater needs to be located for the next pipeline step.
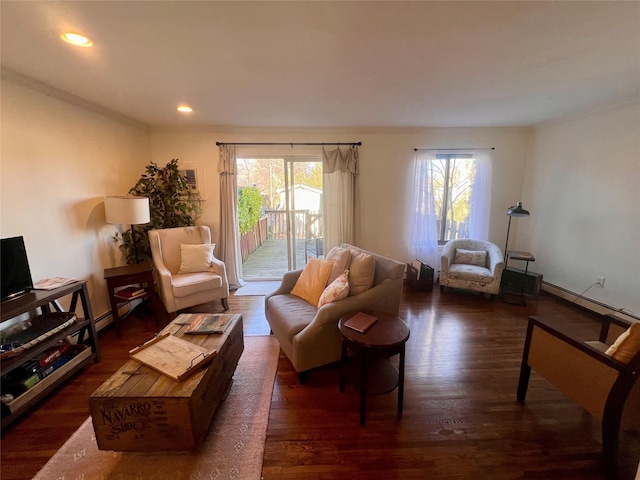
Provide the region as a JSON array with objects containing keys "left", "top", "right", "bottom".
[{"left": 541, "top": 281, "right": 639, "bottom": 323}]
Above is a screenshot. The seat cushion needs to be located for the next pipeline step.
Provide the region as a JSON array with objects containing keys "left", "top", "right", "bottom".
[
  {"left": 447, "top": 264, "right": 493, "bottom": 284},
  {"left": 171, "top": 271, "right": 222, "bottom": 298},
  {"left": 267, "top": 294, "right": 318, "bottom": 342}
]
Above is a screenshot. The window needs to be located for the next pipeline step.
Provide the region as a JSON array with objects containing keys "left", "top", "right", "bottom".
[
  {"left": 432, "top": 153, "right": 476, "bottom": 244},
  {"left": 410, "top": 149, "right": 491, "bottom": 270}
]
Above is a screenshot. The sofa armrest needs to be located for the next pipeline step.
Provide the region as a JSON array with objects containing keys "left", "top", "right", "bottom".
[{"left": 265, "top": 269, "right": 302, "bottom": 304}]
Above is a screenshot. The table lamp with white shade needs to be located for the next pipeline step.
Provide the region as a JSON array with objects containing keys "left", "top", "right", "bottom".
[{"left": 105, "top": 196, "right": 150, "bottom": 264}]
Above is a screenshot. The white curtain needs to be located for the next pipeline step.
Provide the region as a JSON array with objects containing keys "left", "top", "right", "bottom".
[
  {"left": 217, "top": 145, "right": 244, "bottom": 289},
  {"left": 468, "top": 150, "right": 492, "bottom": 241},
  {"left": 409, "top": 149, "right": 493, "bottom": 277},
  {"left": 409, "top": 150, "right": 440, "bottom": 276},
  {"left": 322, "top": 146, "right": 358, "bottom": 252}
]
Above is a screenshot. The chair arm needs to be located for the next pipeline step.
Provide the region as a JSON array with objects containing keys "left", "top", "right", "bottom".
[
  {"left": 210, "top": 257, "right": 229, "bottom": 295},
  {"left": 485, "top": 243, "right": 505, "bottom": 276},
  {"left": 528, "top": 317, "right": 627, "bottom": 371},
  {"left": 599, "top": 313, "right": 636, "bottom": 343},
  {"left": 152, "top": 263, "right": 175, "bottom": 303},
  {"left": 441, "top": 243, "right": 455, "bottom": 274}
]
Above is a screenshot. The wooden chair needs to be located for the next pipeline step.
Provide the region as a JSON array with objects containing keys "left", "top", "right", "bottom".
[{"left": 517, "top": 314, "right": 640, "bottom": 480}]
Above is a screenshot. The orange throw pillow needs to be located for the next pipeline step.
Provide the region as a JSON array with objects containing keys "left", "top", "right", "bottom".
[{"left": 290, "top": 257, "right": 334, "bottom": 307}]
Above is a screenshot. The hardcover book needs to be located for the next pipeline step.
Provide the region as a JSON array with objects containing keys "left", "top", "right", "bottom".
[
  {"left": 114, "top": 286, "right": 146, "bottom": 299},
  {"left": 344, "top": 312, "right": 378, "bottom": 333}
]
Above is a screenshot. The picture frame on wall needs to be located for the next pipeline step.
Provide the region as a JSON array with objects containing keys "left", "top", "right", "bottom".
[{"left": 179, "top": 162, "right": 206, "bottom": 200}]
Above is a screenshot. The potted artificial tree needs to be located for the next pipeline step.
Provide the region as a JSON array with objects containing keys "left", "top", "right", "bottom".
[{"left": 117, "top": 159, "right": 202, "bottom": 264}]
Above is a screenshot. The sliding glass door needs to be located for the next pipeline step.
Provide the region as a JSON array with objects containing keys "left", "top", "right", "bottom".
[{"left": 236, "top": 156, "right": 323, "bottom": 279}]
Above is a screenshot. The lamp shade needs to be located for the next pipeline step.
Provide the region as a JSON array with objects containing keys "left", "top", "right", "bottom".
[
  {"left": 506, "top": 202, "right": 530, "bottom": 217},
  {"left": 105, "top": 196, "right": 150, "bottom": 225}
]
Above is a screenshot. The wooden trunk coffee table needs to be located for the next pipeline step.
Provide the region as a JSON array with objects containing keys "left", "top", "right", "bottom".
[
  {"left": 339, "top": 310, "right": 410, "bottom": 427},
  {"left": 89, "top": 313, "right": 243, "bottom": 451}
]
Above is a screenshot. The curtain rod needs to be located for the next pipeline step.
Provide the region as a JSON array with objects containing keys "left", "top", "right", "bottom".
[
  {"left": 216, "top": 141, "right": 361, "bottom": 147},
  {"left": 414, "top": 147, "right": 495, "bottom": 151}
]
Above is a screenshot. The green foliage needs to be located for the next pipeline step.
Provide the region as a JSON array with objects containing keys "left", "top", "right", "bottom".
[
  {"left": 115, "top": 159, "right": 202, "bottom": 264},
  {"left": 238, "top": 186, "right": 263, "bottom": 235}
]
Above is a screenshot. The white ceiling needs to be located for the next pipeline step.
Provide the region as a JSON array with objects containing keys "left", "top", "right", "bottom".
[{"left": 1, "top": 1, "right": 639, "bottom": 129}]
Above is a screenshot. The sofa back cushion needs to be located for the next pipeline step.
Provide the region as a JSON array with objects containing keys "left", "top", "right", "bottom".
[
  {"left": 348, "top": 248, "right": 376, "bottom": 296},
  {"left": 325, "top": 247, "right": 352, "bottom": 284},
  {"left": 453, "top": 248, "right": 487, "bottom": 267}
]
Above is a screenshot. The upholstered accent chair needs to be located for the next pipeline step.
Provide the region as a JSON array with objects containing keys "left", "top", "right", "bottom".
[
  {"left": 148, "top": 226, "right": 229, "bottom": 315},
  {"left": 265, "top": 243, "right": 404, "bottom": 380},
  {"left": 518, "top": 315, "right": 640, "bottom": 480},
  {"left": 439, "top": 239, "right": 505, "bottom": 300}
]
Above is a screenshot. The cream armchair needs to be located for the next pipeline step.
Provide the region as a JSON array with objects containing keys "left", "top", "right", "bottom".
[
  {"left": 148, "top": 226, "right": 229, "bottom": 315},
  {"left": 439, "top": 239, "right": 504, "bottom": 300},
  {"left": 265, "top": 244, "right": 404, "bottom": 381}
]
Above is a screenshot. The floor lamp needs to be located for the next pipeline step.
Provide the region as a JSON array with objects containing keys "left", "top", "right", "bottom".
[
  {"left": 503, "top": 201, "right": 530, "bottom": 270},
  {"left": 105, "top": 196, "right": 150, "bottom": 264}
]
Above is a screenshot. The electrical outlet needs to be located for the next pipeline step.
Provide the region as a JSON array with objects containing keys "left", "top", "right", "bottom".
[{"left": 596, "top": 276, "right": 605, "bottom": 288}]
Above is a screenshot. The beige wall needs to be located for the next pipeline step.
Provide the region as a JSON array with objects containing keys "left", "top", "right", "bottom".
[
  {"left": 3, "top": 77, "right": 637, "bottom": 321},
  {"left": 521, "top": 101, "right": 640, "bottom": 316},
  {"left": 1, "top": 81, "right": 152, "bottom": 318},
  {"left": 150, "top": 127, "right": 532, "bottom": 264}
]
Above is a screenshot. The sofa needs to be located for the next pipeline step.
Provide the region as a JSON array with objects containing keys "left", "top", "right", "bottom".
[
  {"left": 439, "top": 239, "right": 504, "bottom": 299},
  {"left": 265, "top": 243, "right": 405, "bottom": 379}
]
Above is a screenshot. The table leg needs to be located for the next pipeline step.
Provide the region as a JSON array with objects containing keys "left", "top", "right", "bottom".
[
  {"left": 340, "top": 340, "right": 347, "bottom": 393},
  {"left": 398, "top": 344, "right": 405, "bottom": 415},
  {"left": 360, "top": 348, "right": 368, "bottom": 427}
]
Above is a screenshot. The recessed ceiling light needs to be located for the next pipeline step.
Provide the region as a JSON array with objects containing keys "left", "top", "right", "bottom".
[
  {"left": 61, "top": 32, "right": 93, "bottom": 47},
  {"left": 177, "top": 105, "right": 193, "bottom": 113}
]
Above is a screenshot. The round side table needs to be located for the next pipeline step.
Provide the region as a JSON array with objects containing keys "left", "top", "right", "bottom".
[{"left": 339, "top": 310, "right": 410, "bottom": 427}]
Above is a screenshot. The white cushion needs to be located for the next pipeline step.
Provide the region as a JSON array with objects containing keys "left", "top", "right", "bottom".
[{"left": 178, "top": 243, "right": 215, "bottom": 274}]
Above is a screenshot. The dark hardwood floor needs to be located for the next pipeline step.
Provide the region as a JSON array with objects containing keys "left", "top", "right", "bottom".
[{"left": 1, "top": 287, "right": 638, "bottom": 479}]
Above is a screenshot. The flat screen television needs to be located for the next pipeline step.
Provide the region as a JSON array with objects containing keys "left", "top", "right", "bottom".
[{"left": 1, "top": 236, "right": 34, "bottom": 302}]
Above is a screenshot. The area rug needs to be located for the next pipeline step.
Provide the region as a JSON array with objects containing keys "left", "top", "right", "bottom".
[
  {"left": 33, "top": 335, "right": 279, "bottom": 480},
  {"left": 234, "top": 281, "right": 281, "bottom": 296}
]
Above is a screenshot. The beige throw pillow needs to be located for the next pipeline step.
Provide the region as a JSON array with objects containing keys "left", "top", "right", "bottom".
[
  {"left": 324, "top": 247, "right": 352, "bottom": 284},
  {"left": 453, "top": 249, "right": 487, "bottom": 267},
  {"left": 318, "top": 270, "right": 350, "bottom": 308},
  {"left": 290, "top": 257, "right": 334, "bottom": 307},
  {"left": 348, "top": 250, "right": 375, "bottom": 296},
  {"left": 178, "top": 243, "right": 215, "bottom": 274},
  {"left": 605, "top": 322, "right": 640, "bottom": 364}
]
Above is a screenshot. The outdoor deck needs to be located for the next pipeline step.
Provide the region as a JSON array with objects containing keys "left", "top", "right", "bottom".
[{"left": 241, "top": 238, "right": 322, "bottom": 280}]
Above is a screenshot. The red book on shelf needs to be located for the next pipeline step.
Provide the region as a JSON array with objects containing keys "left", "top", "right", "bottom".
[
  {"left": 344, "top": 312, "right": 378, "bottom": 333},
  {"left": 114, "top": 286, "right": 146, "bottom": 299}
]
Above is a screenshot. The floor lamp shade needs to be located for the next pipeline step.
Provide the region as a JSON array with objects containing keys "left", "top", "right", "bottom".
[
  {"left": 105, "top": 196, "right": 150, "bottom": 225},
  {"left": 504, "top": 201, "right": 530, "bottom": 266}
]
